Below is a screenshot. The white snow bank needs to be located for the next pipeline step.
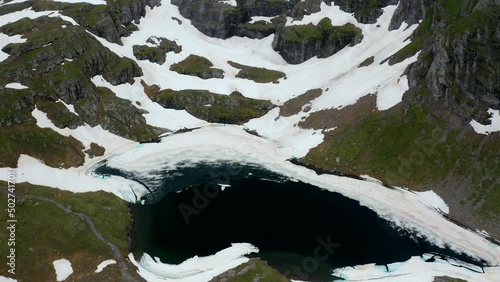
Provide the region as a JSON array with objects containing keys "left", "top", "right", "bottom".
[
  {"left": 0, "top": 8, "right": 78, "bottom": 27},
  {"left": 0, "top": 276, "right": 16, "bottom": 282},
  {"left": 376, "top": 74, "right": 411, "bottom": 110},
  {"left": 0, "top": 0, "right": 29, "bottom": 5},
  {"left": 53, "top": 259, "right": 73, "bottom": 281},
  {"left": 5, "top": 83, "right": 28, "bottom": 89},
  {"left": 248, "top": 16, "right": 274, "bottom": 24},
  {"left": 218, "top": 0, "right": 237, "bottom": 7},
  {"left": 51, "top": 0, "right": 107, "bottom": 4},
  {"left": 129, "top": 243, "right": 258, "bottom": 281},
  {"left": 414, "top": 191, "right": 449, "bottom": 214},
  {"left": 0, "top": 33, "right": 25, "bottom": 63},
  {"left": 470, "top": 109, "right": 500, "bottom": 135},
  {"left": 56, "top": 99, "right": 79, "bottom": 116},
  {"left": 95, "top": 259, "right": 116, "bottom": 273},
  {"left": 332, "top": 255, "right": 499, "bottom": 282},
  {"left": 245, "top": 107, "right": 324, "bottom": 158}
]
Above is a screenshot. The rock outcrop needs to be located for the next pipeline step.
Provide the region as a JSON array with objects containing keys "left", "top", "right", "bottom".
[
  {"left": 143, "top": 82, "right": 275, "bottom": 124},
  {"left": 31, "top": 0, "right": 161, "bottom": 44},
  {"left": 272, "top": 18, "right": 363, "bottom": 64},
  {"left": 170, "top": 55, "right": 225, "bottom": 79},
  {"left": 172, "top": 0, "right": 248, "bottom": 38},
  {"left": 133, "top": 36, "right": 182, "bottom": 65},
  {"left": 332, "top": 0, "right": 399, "bottom": 24}
]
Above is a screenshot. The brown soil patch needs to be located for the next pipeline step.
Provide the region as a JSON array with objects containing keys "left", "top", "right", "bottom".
[
  {"left": 299, "top": 94, "right": 378, "bottom": 130},
  {"left": 279, "top": 88, "right": 322, "bottom": 117}
]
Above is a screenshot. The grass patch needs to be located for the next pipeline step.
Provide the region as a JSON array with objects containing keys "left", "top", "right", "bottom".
[
  {"left": 0, "top": 182, "right": 130, "bottom": 281},
  {"left": 358, "top": 56, "right": 374, "bottom": 67},
  {"left": 0, "top": 125, "right": 85, "bottom": 168},
  {"left": 170, "top": 55, "right": 224, "bottom": 79},
  {"left": 36, "top": 99, "right": 83, "bottom": 129},
  {"left": 303, "top": 103, "right": 500, "bottom": 225},
  {"left": 133, "top": 36, "right": 182, "bottom": 65},
  {"left": 228, "top": 61, "right": 286, "bottom": 83},
  {"left": 211, "top": 258, "right": 290, "bottom": 282},
  {"left": 143, "top": 82, "right": 274, "bottom": 124},
  {"left": 85, "top": 142, "right": 106, "bottom": 158},
  {"left": 280, "top": 88, "right": 322, "bottom": 117}
]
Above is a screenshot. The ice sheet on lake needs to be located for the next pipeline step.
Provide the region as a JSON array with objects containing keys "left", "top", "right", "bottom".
[{"left": 129, "top": 243, "right": 258, "bottom": 281}]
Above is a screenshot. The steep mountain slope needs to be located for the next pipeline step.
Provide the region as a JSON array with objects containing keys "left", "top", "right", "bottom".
[{"left": 303, "top": 0, "right": 500, "bottom": 237}]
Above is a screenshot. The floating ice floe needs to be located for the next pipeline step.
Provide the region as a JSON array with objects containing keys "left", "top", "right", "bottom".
[{"left": 129, "top": 243, "right": 258, "bottom": 281}]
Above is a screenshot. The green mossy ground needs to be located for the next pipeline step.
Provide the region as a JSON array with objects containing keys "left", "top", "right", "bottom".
[
  {"left": 282, "top": 18, "right": 361, "bottom": 43},
  {"left": 211, "top": 258, "right": 290, "bottom": 282},
  {"left": 85, "top": 142, "right": 106, "bottom": 158},
  {"left": 36, "top": 100, "right": 84, "bottom": 129},
  {"left": 228, "top": 61, "right": 286, "bottom": 83},
  {"left": 358, "top": 56, "right": 374, "bottom": 67},
  {"left": 302, "top": 1, "right": 500, "bottom": 234},
  {"left": 170, "top": 54, "right": 224, "bottom": 79},
  {"left": 280, "top": 88, "right": 322, "bottom": 117},
  {"left": 144, "top": 82, "right": 275, "bottom": 124},
  {"left": 275, "top": 17, "right": 362, "bottom": 63},
  {"left": 304, "top": 103, "right": 500, "bottom": 223},
  {"left": 0, "top": 182, "right": 131, "bottom": 281},
  {"left": 133, "top": 36, "right": 182, "bottom": 65}
]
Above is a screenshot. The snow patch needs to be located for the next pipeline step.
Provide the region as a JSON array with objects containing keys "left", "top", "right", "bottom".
[
  {"left": 0, "top": 33, "right": 25, "bottom": 63},
  {"left": 219, "top": 0, "right": 237, "bottom": 7},
  {"left": 470, "top": 109, "right": 500, "bottom": 135},
  {"left": 129, "top": 243, "right": 258, "bottom": 282},
  {"left": 32, "top": 107, "right": 131, "bottom": 151},
  {"left": 332, "top": 255, "right": 499, "bottom": 282},
  {"left": 95, "top": 259, "right": 116, "bottom": 273},
  {"left": 56, "top": 99, "right": 79, "bottom": 116},
  {"left": 414, "top": 191, "right": 449, "bottom": 214},
  {"left": 376, "top": 74, "right": 411, "bottom": 110},
  {"left": 51, "top": 0, "right": 107, "bottom": 4},
  {"left": 5, "top": 83, "right": 28, "bottom": 90},
  {"left": 53, "top": 259, "right": 73, "bottom": 281}
]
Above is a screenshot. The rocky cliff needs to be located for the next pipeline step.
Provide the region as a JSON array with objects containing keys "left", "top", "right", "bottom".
[
  {"left": 272, "top": 18, "right": 363, "bottom": 64},
  {"left": 0, "top": 15, "right": 158, "bottom": 167},
  {"left": 303, "top": 0, "right": 500, "bottom": 238}
]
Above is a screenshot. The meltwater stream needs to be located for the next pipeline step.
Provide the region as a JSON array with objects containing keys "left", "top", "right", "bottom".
[{"left": 95, "top": 162, "right": 484, "bottom": 281}]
